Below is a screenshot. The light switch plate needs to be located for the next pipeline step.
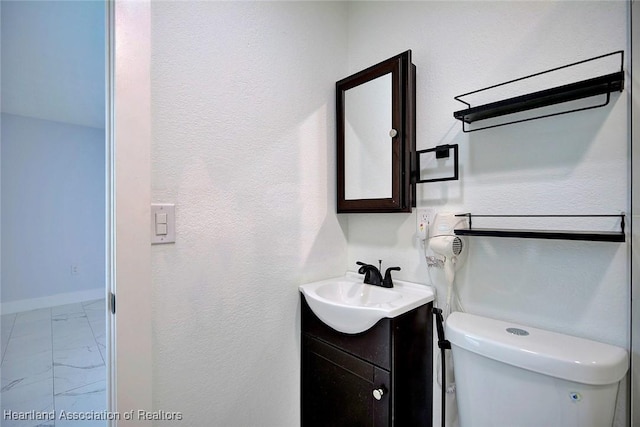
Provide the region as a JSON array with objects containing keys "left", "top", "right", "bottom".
[{"left": 151, "top": 204, "right": 175, "bottom": 244}]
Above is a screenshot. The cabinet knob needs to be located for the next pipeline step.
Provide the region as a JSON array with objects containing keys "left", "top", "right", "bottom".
[
  {"left": 389, "top": 129, "right": 398, "bottom": 138},
  {"left": 372, "top": 387, "right": 386, "bottom": 400}
]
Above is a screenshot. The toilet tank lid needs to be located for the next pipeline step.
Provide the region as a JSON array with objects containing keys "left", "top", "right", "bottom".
[{"left": 445, "top": 312, "right": 628, "bottom": 386}]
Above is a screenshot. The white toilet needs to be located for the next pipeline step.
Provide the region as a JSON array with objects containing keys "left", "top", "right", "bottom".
[{"left": 446, "top": 312, "right": 628, "bottom": 427}]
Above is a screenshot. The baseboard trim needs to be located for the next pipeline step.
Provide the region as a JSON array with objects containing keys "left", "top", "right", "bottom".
[{"left": 1, "top": 287, "right": 105, "bottom": 314}]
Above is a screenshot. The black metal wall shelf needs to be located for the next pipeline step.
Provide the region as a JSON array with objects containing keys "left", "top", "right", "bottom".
[
  {"left": 453, "top": 214, "right": 625, "bottom": 243},
  {"left": 453, "top": 51, "right": 625, "bottom": 132}
]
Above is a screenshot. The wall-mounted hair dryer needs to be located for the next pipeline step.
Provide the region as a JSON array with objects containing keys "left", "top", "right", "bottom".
[
  {"left": 426, "top": 212, "right": 469, "bottom": 306},
  {"left": 428, "top": 235, "right": 464, "bottom": 286}
]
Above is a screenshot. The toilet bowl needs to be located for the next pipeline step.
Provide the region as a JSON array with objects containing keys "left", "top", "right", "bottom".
[{"left": 446, "top": 312, "right": 628, "bottom": 427}]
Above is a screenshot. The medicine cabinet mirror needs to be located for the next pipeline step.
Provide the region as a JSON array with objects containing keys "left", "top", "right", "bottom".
[{"left": 337, "top": 50, "right": 416, "bottom": 213}]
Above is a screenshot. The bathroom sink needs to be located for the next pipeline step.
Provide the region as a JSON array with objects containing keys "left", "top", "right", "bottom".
[{"left": 299, "top": 272, "right": 435, "bottom": 334}]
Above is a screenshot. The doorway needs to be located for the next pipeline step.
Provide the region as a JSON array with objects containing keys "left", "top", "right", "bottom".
[{"left": 1, "top": 1, "right": 108, "bottom": 424}]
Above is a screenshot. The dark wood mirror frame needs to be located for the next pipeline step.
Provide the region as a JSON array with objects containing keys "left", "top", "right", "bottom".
[{"left": 336, "top": 50, "right": 416, "bottom": 213}]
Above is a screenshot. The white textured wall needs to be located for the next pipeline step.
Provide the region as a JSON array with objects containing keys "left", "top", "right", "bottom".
[
  {"left": 1, "top": 113, "right": 105, "bottom": 304},
  {"left": 345, "top": 2, "right": 629, "bottom": 426},
  {"left": 150, "top": 2, "right": 348, "bottom": 425}
]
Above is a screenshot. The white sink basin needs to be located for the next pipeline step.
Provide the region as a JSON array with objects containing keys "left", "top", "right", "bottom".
[{"left": 299, "top": 272, "right": 435, "bottom": 334}]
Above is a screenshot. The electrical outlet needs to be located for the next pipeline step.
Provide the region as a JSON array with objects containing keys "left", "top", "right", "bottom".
[
  {"left": 71, "top": 265, "right": 79, "bottom": 275},
  {"left": 416, "top": 208, "right": 436, "bottom": 240}
]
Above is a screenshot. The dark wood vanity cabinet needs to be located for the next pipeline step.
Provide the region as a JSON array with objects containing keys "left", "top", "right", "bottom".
[{"left": 301, "top": 297, "right": 433, "bottom": 427}]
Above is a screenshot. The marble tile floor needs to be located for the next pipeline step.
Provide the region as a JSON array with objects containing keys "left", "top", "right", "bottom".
[{"left": 1, "top": 300, "right": 107, "bottom": 427}]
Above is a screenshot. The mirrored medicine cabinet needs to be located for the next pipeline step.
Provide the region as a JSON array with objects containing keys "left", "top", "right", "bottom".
[{"left": 337, "top": 50, "right": 416, "bottom": 213}]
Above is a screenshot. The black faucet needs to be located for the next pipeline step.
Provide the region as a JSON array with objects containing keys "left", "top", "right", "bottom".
[{"left": 356, "top": 262, "right": 401, "bottom": 288}]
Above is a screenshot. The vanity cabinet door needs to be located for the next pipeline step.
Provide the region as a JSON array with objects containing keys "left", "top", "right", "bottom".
[{"left": 302, "top": 336, "right": 390, "bottom": 427}]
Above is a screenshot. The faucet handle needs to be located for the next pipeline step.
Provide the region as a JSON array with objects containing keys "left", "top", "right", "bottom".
[
  {"left": 382, "top": 267, "right": 401, "bottom": 288},
  {"left": 356, "top": 261, "right": 370, "bottom": 274},
  {"left": 356, "top": 261, "right": 373, "bottom": 282}
]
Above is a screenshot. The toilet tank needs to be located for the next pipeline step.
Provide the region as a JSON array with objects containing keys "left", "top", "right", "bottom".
[{"left": 446, "top": 312, "right": 628, "bottom": 427}]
